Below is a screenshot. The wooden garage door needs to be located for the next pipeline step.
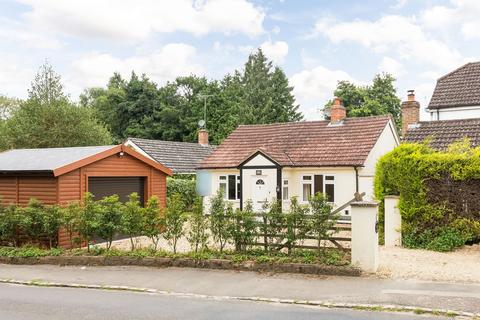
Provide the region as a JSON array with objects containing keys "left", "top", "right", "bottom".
[{"left": 88, "top": 177, "right": 145, "bottom": 204}]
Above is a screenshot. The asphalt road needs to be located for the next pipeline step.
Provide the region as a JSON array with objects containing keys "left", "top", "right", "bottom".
[{"left": 0, "top": 283, "right": 445, "bottom": 320}]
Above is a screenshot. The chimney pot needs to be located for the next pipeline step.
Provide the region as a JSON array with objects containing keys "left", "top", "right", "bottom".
[
  {"left": 198, "top": 129, "right": 209, "bottom": 146},
  {"left": 330, "top": 96, "right": 346, "bottom": 123},
  {"left": 401, "top": 90, "right": 420, "bottom": 137}
]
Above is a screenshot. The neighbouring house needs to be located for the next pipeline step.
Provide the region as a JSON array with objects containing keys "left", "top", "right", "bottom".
[
  {"left": 125, "top": 129, "right": 215, "bottom": 175},
  {"left": 197, "top": 98, "right": 399, "bottom": 214},
  {"left": 403, "top": 90, "right": 480, "bottom": 149},
  {"left": 427, "top": 62, "right": 480, "bottom": 121},
  {"left": 0, "top": 144, "right": 172, "bottom": 248}
]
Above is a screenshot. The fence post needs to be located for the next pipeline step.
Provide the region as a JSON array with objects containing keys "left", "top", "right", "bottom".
[
  {"left": 350, "top": 201, "right": 379, "bottom": 273},
  {"left": 384, "top": 195, "right": 401, "bottom": 247}
]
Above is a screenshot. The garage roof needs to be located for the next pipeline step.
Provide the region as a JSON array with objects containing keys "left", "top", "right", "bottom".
[{"left": 0, "top": 145, "right": 173, "bottom": 176}]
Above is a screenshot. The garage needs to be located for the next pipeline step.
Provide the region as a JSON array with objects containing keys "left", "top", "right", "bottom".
[{"left": 0, "top": 144, "right": 173, "bottom": 248}]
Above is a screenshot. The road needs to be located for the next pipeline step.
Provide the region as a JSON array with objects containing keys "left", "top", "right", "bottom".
[{"left": 0, "top": 283, "right": 445, "bottom": 320}]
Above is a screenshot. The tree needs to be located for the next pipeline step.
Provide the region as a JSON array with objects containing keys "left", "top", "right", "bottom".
[
  {"left": 309, "top": 193, "right": 336, "bottom": 254},
  {"left": 121, "top": 193, "right": 144, "bottom": 251},
  {"left": 142, "top": 196, "right": 164, "bottom": 250},
  {"left": 164, "top": 193, "right": 187, "bottom": 254},
  {"left": 230, "top": 200, "right": 256, "bottom": 252},
  {"left": 209, "top": 189, "right": 231, "bottom": 252},
  {"left": 96, "top": 195, "right": 123, "bottom": 250},
  {"left": 0, "top": 62, "right": 112, "bottom": 149},
  {"left": 0, "top": 95, "right": 21, "bottom": 120},
  {"left": 323, "top": 73, "right": 401, "bottom": 127},
  {"left": 186, "top": 197, "right": 209, "bottom": 252},
  {"left": 77, "top": 193, "right": 100, "bottom": 252}
]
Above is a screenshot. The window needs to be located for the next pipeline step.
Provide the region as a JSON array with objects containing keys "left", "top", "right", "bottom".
[
  {"left": 324, "top": 175, "right": 335, "bottom": 202},
  {"left": 282, "top": 179, "right": 289, "bottom": 200},
  {"left": 302, "top": 175, "right": 313, "bottom": 202},
  {"left": 301, "top": 174, "right": 335, "bottom": 202},
  {"left": 219, "top": 175, "right": 240, "bottom": 200},
  {"left": 256, "top": 170, "right": 262, "bottom": 175}
]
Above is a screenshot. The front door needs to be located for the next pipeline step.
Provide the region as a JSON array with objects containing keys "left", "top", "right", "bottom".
[{"left": 252, "top": 177, "right": 270, "bottom": 211}]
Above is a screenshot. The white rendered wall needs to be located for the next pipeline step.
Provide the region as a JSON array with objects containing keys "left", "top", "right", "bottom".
[
  {"left": 351, "top": 202, "right": 379, "bottom": 272},
  {"left": 430, "top": 106, "right": 480, "bottom": 121}
]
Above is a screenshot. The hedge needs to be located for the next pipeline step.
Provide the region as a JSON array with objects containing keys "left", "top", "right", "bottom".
[{"left": 374, "top": 139, "right": 480, "bottom": 251}]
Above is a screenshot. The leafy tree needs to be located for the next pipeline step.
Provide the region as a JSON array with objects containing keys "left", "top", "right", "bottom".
[
  {"left": 62, "top": 202, "right": 82, "bottom": 249},
  {"left": 77, "top": 193, "right": 100, "bottom": 252},
  {"left": 96, "top": 195, "right": 123, "bottom": 250},
  {"left": 121, "top": 193, "right": 144, "bottom": 251},
  {"left": 0, "top": 62, "right": 112, "bottom": 149},
  {"left": 18, "top": 199, "right": 45, "bottom": 245},
  {"left": 0, "top": 205, "right": 21, "bottom": 247},
  {"left": 324, "top": 73, "right": 401, "bottom": 127},
  {"left": 309, "top": 193, "right": 336, "bottom": 253},
  {"left": 186, "top": 196, "right": 209, "bottom": 252},
  {"left": 164, "top": 193, "right": 187, "bottom": 253},
  {"left": 142, "top": 196, "right": 164, "bottom": 250},
  {"left": 261, "top": 199, "right": 285, "bottom": 251},
  {"left": 0, "top": 95, "right": 21, "bottom": 120},
  {"left": 209, "top": 189, "right": 232, "bottom": 252},
  {"left": 41, "top": 205, "right": 63, "bottom": 249},
  {"left": 285, "top": 197, "right": 310, "bottom": 254},
  {"left": 230, "top": 200, "right": 256, "bottom": 252}
]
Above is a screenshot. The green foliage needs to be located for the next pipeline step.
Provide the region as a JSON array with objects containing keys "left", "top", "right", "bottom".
[
  {"left": 81, "top": 49, "right": 302, "bottom": 145},
  {"left": 285, "top": 197, "right": 310, "bottom": 254},
  {"left": 77, "top": 193, "right": 100, "bottom": 251},
  {"left": 121, "top": 193, "right": 144, "bottom": 251},
  {"left": 324, "top": 73, "right": 401, "bottom": 127},
  {"left": 208, "top": 189, "right": 232, "bottom": 252},
  {"left": 375, "top": 142, "right": 480, "bottom": 251},
  {"left": 261, "top": 199, "right": 285, "bottom": 251},
  {"left": 62, "top": 202, "right": 82, "bottom": 249},
  {"left": 95, "top": 195, "right": 123, "bottom": 249},
  {"left": 41, "top": 205, "right": 63, "bottom": 249},
  {"left": 143, "top": 196, "right": 163, "bottom": 250},
  {"left": 0, "top": 62, "right": 111, "bottom": 150},
  {"left": 164, "top": 194, "right": 187, "bottom": 253},
  {"left": 0, "top": 205, "right": 21, "bottom": 247},
  {"left": 167, "top": 177, "right": 197, "bottom": 209},
  {"left": 309, "top": 193, "right": 337, "bottom": 253},
  {"left": 230, "top": 200, "right": 256, "bottom": 252},
  {"left": 18, "top": 199, "right": 46, "bottom": 245},
  {"left": 187, "top": 197, "right": 209, "bottom": 252}
]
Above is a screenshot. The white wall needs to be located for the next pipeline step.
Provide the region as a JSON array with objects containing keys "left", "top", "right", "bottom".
[
  {"left": 358, "top": 119, "right": 399, "bottom": 200},
  {"left": 429, "top": 106, "right": 480, "bottom": 121}
]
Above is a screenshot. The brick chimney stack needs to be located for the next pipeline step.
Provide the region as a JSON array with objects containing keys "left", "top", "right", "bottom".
[
  {"left": 198, "top": 129, "right": 209, "bottom": 146},
  {"left": 401, "top": 90, "right": 420, "bottom": 136},
  {"left": 330, "top": 97, "right": 347, "bottom": 123}
]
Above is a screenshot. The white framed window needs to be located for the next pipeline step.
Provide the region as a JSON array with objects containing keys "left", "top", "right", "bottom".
[
  {"left": 302, "top": 175, "right": 313, "bottom": 202},
  {"left": 301, "top": 174, "right": 335, "bottom": 203},
  {"left": 324, "top": 175, "right": 335, "bottom": 202},
  {"left": 282, "top": 179, "right": 289, "bottom": 200},
  {"left": 219, "top": 175, "right": 240, "bottom": 200}
]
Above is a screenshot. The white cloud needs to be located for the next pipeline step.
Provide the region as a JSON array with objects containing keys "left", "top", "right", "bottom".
[
  {"left": 0, "top": 18, "right": 62, "bottom": 49},
  {"left": 290, "top": 65, "right": 359, "bottom": 120},
  {"left": 68, "top": 43, "right": 203, "bottom": 92},
  {"left": 18, "top": 0, "right": 265, "bottom": 42},
  {"left": 391, "top": 0, "right": 408, "bottom": 9},
  {"left": 0, "top": 58, "right": 36, "bottom": 98},
  {"left": 260, "top": 40, "right": 288, "bottom": 64},
  {"left": 378, "top": 57, "right": 404, "bottom": 77},
  {"left": 313, "top": 15, "right": 464, "bottom": 70},
  {"left": 422, "top": 0, "right": 480, "bottom": 40}
]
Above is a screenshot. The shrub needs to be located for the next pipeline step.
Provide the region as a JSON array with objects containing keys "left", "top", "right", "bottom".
[
  {"left": 309, "top": 193, "right": 336, "bottom": 253},
  {"left": 143, "top": 196, "right": 163, "bottom": 250},
  {"left": 167, "top": 177, "right": 197, "bottom": 209},
  {"left": 62, "top": 202, "right": 82, "bottom": 249},
  {"left": 285, "top": 197, "right": 310, "bottom": 254},
  {"left": 41, "top": 205, "right": 62, "bottom": 248},
  {"left": 18, "top": 199, "right": 45, "bottom": 245},
  {"left": 375, "top": 142, "right": 480, "bottom": 250},
  {"left": 187, "top": 196, "right": 209, "bottom": 252},
  {"left": 164, "top": 193, "right": 187, "bottom": 253},
  {"left": 209, "top": 189, "right": 231, "bottom": 252},
  {"left": 0, "top": 205, "right": 21, "bottom": 247},
  {"left": 230, "top": 200, "right": 256, "bottom": 252},
  {"left": 77, "top": 193, "right": 100, "bottom": 252},
  {"left": 122, "top": 193, "right": 144, "bottom": 251},
  {"left": 261, "top": 199, "right": 285, "bottom": 251},
  {"left": 96, "top": 195, "right": 123, "bottom": 250}
]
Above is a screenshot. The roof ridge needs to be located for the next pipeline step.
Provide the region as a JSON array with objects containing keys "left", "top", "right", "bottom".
[
  {"left": 237, "top": 115, "right": 391, "bottom": 128},
  {"left": 436, "top": 61, "right": 480, "bottom": 82},
  {"left": 418, "top": 117, "right": 480, "bottom": 124},
  {"left": 0, "top": 145, "right": 115, "bottom": 152}
]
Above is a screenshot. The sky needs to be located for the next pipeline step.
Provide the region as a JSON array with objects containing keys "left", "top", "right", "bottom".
[{"left": 0, "top": 0, "right": 479, "bottom": 120}]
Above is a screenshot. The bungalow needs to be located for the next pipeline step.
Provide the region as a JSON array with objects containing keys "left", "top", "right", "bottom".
[{"left": 197, "top": 98, "right": 399, "bottom": 215}]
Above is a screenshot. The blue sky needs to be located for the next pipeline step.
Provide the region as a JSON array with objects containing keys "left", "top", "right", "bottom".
[{"left": 0, "top": 0, "right": 478, "bottom": 120}]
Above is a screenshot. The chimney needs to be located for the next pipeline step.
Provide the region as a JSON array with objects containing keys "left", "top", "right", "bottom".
[
  {"left": 330, "top": 97, "right": 347, "bottom": 123},
  {"left": 401, "top": 90, "right": 420, "bottom": 136},
  {"left": 198, "top": 129, "right": 209, "bottom": 146}
]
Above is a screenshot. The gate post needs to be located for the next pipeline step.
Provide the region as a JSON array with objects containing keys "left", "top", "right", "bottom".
[
  {"left": 350, "top": 201, "right": 379, "bottom": 272},
  {"left": 384, "top": 195, "right": 401, "bottom": 247}
]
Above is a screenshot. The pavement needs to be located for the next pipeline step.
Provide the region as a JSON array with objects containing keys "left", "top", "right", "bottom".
[
  {"left": 0, "top": 264, "right": 479, "bottom": 317},
  {"left": 0, "top": 283, "right": 447, "bottom": 320}
]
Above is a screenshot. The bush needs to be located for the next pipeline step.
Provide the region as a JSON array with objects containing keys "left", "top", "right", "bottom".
[
  {"left": 18, "top": 199, "right": 46, "bottom": 245},
  {"left": 285, "top": 197, "right": 310, "bottom": 254},
  {"left": 77, "top": 193, "right": 100, "bottom": 251},
  {"left": 375, "top": 141, "right": 480, "bottom": 251},
  {"left": 167, "top": 177, "right": 197, "bottom": 209},
  {"left": 41, "top": 205, "right": 62, "bottom": 249},
  {"left": 143, "top": 196, "right": 163, "bottom": 250},
  {"left": 187, "top": 196, "right": 209, "bottom": 252},
  {"left": 230, "top": 200, "right": 256, "bottom": 252},
  {"left": 164, "top": 193, "right": 187, "bottom": 254},
  {"left": 261, "top": 199, "right": 285, "bottom": 251},
  {"left": 209, "top": 189, "right": 232, "bottom": 252},
  {"left": 0, "top": 205, "right": 21, "bottom": 247},
  {"left": 121, "top": 193, "right": 144, "bottom": 251},
  {"left": 95, "top": 195, "right": 123, "bottom": 250},
  {"left": 309, "top": 193, "right": 336, "bottom": 253}
]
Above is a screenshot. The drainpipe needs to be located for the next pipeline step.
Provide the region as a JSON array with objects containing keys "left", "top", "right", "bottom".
[{"left": 354, "top": 167, "right": 359, "bottom": 193}]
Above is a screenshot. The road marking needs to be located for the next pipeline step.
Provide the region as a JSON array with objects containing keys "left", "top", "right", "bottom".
[{"left": 382, "top": 289, "right": 480, "bottom": 299}]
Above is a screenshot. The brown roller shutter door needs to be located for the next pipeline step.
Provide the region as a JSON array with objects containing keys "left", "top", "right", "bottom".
[{"left": 88, "top": 177, "right": 145, "bottom": 204}]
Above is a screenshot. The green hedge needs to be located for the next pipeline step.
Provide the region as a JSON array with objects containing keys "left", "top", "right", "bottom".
[
  {"left": 374, "top": 140, "right": 480, "bottom": 251},
  {"left": 167, "top": 177, "right": 197, "bottom": 209}
]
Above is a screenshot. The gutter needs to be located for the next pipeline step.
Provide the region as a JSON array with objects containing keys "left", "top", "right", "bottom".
[{"left": 354, "top": 167, "right": 359, "bottom": 193}]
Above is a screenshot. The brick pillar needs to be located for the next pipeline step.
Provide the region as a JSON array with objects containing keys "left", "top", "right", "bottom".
[{"left": 401, "top": 90, "right": 420, "bottom": 137}]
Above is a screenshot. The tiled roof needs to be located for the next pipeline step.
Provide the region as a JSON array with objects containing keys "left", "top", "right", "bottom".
[
  {"left": 128, "top": 138, "right": 215, "bottom": 174},
  {"left": 0, "top": 146, "right": 115, "bottom": 172},
  {"left": 199, "top": 116, "right": 393, "bottom": 169},
  {"left": 428, "top": 62, "right": 480, "bottom": 110},
  {"left": 403, "top": 118, "right": 480, "bottom": 150}
]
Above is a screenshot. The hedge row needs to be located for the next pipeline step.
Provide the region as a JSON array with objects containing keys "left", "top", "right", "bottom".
[{"left": 374, "top": 140, "right": 480, "bottom": 251}]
